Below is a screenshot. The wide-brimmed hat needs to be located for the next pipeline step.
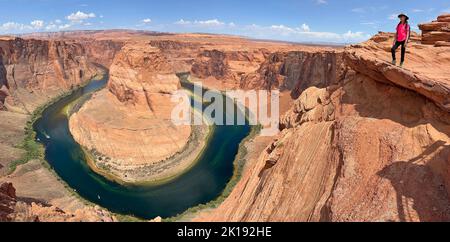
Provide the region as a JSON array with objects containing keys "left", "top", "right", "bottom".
[{"left": 398, "top": 13, "right": 409, "bottom": 20}]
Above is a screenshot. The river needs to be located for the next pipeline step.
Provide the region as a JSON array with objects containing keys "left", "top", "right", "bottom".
[{"left": 33, "top": 74, "right": 251, "bottom": 219}]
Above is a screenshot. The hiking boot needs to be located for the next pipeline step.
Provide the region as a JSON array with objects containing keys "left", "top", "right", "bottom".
[
  {"left": 391, "top": 60, "right": 397, "bottom": 65},
  {"left": 400, "top": 62, "right": 404, "bottom": 68}
]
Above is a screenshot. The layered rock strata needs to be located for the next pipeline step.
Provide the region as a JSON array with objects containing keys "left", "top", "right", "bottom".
[
  {"left": 195, "top": 32, "right": 450, "bottom": 222},
  {"left": 69, "top": 42, "right": 198, "bottom": 183},
  {"left": 0, "top": 37, "right": 109, "bottom": 113},
  {"left": 240, "top": 51, "right": 343, "bottom": 98},
  {"left": 0, "top": 182, "right": 115, "bottom": 222},
  {"left": 419, "top": 14, "right": 450, "bottom": 46}
]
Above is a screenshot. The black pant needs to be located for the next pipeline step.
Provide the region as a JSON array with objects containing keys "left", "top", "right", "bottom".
[{"left": 391, "top": 41, "right": 406, "bottom": 63}]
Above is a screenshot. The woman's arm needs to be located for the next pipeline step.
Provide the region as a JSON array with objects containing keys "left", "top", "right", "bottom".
[
  {"left": 406, "top": 24, "right": 411, "bottom": 46},
  {"left": 393, "top": 30, "right": 398, "bottom": 45}
]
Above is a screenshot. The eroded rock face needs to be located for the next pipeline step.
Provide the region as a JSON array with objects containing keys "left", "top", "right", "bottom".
[
  {"left": 0, "top": 183, "right": 16, "bottom": 221},
  {"left": 0, "top": 37, "right": 105, "bottom": 113},
  {"left": 67, "top": 36, "right": 321, "bottom": 183},
  {"left": 69, "top": 42, "right": 192, "bottom": 183},
  {"left": 419, "top": 14, "right": 450, "bottom": 46},
  {"left": 0, "top": 182, "right": 115, "bottom": 222},
  {"left": 240, "top": 51, "right": 343, "bottom": 98},
  {"left": 80, "top": 40, "right": 124, "bottom": 67},
  {"left": 196, "top": 30, "right": 450, "bottom": 222},
  {"left": 344, "top": 32, "right": 450, "bottom": 112},
  {"left": 191, "top": 49, "right": 269, "bottom": 83},
  {"left": 192, "top": 49, "right": 233, "bottom": 81}
]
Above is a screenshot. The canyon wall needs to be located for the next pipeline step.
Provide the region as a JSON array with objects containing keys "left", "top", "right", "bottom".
[
  {"left": 0, "top": 35, "right": 122, "bottom": 222},
  {"left": 240, "top": 50, "right": 343, "bottom": 98},
  {"left": 196, "top": 32, "right": 450, "bottom": 222},
  {"left": 0, "top": 182, "right": 115, "bottom": 222},
  {"left": 69, "top": 42, "right": 193, "bottom": 183},
  {"left": 0, "top": 37, "right": 119, "bottom": 113},
  {"left": 67, "top": 36, "right": 318, "bottom": 183},
  {"left": 191, "top": 49, "right": 269, "bottom": 84},
  {"left": 4, "top": 30, "right": 447, "bottom": 222}
]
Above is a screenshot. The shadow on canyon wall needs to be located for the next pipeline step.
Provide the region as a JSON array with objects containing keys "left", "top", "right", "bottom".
[
  {"left": 339, "top": 74, "right": 450, "bottom": 221},
  {"left": 378, "top": 141, "right": 450, "bottom": 222},
  {"left": 341, "top": 73, "right": 450, "bottom": 134},
  {"left": 0, "top": 54, "right": 8, "bottom": 107}
]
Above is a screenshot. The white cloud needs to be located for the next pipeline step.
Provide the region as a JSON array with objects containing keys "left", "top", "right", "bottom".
[
  {"left": 59, "top": 24, "right": 72, "bottom": 30},
  {"left": 242, "top": 23, "right": 370, "bottom": 43},
  {"left": 0, "top": 19, "right": 73, "bottom": 33},
  {"left": 195, "top": 19, "right": 225, "bottom": 27},
  {"left": 412, "top": 9, "right": 423, "bottom": 13},
  {"left": 30, "top": 20, "right": 44, "bottom": 29},
  {"left": 316, "top": 0, "right": 327, "bottom": 4},
  {"left": 46, "top": 24, "right": 57, "bottom": 30},
  {"left": 388, "top": 14, "right": 398, "bottom": 20},
  {"left": 342, "top": 30, "right": 367, "bottom": 39},
  {"left": 300, "top": 23, "right": 310, "bottom": 32},
  {"left": 142, "top": 18, "right": 152, "bottom": 24},
  {"left": 174, "top": 19, "right": 191, "bottom": 25},
  {"left": 67, "top": 11, "right": 96, "bottom": 23},
  {"left": 171, "top": 18, "right": 368, "bottom": 43},
  {"left": 0, "top": 22, "right": 28, "bottom": 32},
  {"left": 174, "top": 19, "right": 228, "bottom": 28}
]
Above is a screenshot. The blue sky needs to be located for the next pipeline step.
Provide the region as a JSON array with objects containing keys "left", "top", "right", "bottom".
[{"left": 0, "top": 0, "right": 449, "bottom": 43}]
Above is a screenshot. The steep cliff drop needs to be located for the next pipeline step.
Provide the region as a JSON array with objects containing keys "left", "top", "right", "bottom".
[
  {"left": 69, "top": 42, "right": 198, "bottom": 183},
  {"left": 67, "top": 35, "right": 319, "bottom": 184},
  {"left": 0, "top": 35, "right": 122, "bottom": 222},
  {"left": 196, "top": 16, "right": 450, "bottom": 222},
  {"left": 0, "top": 182, "right": 115, "bottom": 222}
]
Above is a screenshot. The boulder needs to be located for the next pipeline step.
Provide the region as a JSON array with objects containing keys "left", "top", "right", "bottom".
[{"left": 419, "top": 14, "right": 450, "bottom": 45}]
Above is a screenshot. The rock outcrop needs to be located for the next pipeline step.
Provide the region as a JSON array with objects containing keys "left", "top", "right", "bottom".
[
  {"left": 196, "top": 31, "right": 450, "bottom": 222},
  {"left": 344, "top": 32, "right": 450, "bottom": 112},
  {"left": 419, "top": 14, "right": 450, "bottom": 46},
  {"left": 192, "top": 49, "right": 269, "bottom": 81},
  {"left": 0, "top": 182, "right": 115, "bottom": 222},
  {"left": 67, "top": 35, "right": 324, "bottom": 183},
  {"left": 69, "top": 42, "right": 193, "bottom": 183},
  {"left": 0, "top": 35, "right": 123, "bottom": 222},
  {"left": 240, "top": 51, "right": 343, "bottom": 98},
  {"left": 192, "top": 49, "right": 233, "bottom": 81},
  {"left": 0, "top": 37, "right": 106, "bottom": 113},
  {"left": 8, "top": 29, "right": 448, "bottom": 222}
]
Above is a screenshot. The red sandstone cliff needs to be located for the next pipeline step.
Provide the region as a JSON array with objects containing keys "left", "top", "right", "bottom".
[
  {"left": 0, "top": 37, "right": 113, "bottom": 113},
  {"left": 0, "top": 182, "right": 115, "bottom": 222},
  {"left": 69, "top": 42, "right": 193, "bottom": 183},
  {"left": 4, "top": 28, "right": 449, "bottom": 222},
  {"left": 196, "top": 30, "right": 450, "bottom": 222},
  {"left": 419, "top": 14, "right": 450, "bottom": 46},
  {"left": 240, "top": 50, "right": 343, "bottom": 98},
  {"left": 0, "top": 35, "right": 122, "bottom": 221}
]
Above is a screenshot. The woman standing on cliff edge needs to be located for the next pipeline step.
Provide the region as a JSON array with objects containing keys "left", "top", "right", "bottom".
[{"left": 391, "top": 13, "right": 411, "bottom": 68}]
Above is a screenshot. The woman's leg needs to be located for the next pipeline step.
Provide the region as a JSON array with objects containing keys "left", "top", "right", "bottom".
[
  {"left": 400, "top": 41, "right": 406, "bottom": 63},
  {"left": 391, "top": 41, "right": 400, "bottom": 62}
]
